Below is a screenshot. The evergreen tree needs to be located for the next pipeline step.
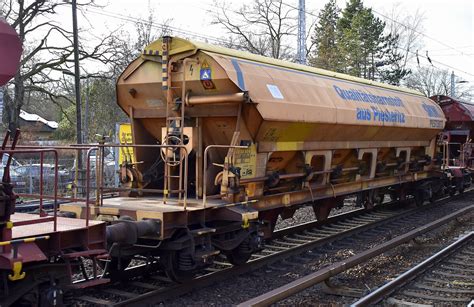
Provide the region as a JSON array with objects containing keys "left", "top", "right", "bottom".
[
  {"left": 309, "top": 0, "right": 340, "bottom": 71},
  {"left": 337, "top": 0, "right": 364, "bottom": 31},
  {"left": 337, "top": 0, "right": 409, "bottom": 84},
  {"left": 336, "top": 0, "right": 386, "bottom": 80},
  {"left": 376, "top": 33, "right": 411, "bottom": 85}
]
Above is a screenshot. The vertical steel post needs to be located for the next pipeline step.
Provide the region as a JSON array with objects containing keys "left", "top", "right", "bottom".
[
  {"left": 84, "top": 76, "right": 89, "bottom": 143},
  {"left": 297, "top": 0, "right": 306, "bottom": 64},
  {"left": 451, "top": 71, "right": 455, "bottom": 97},
  {"left": 39, "top": 152, "right": 44, "bottom": 216},
  {"left": 162, "top": 36, "right": 171, "bottom": 204},
  {"left": 71, "top": 0, "right": 83, "bottom": 198},
  {"left": 53, "top": 151, "right": 58, "bottom": 232}
]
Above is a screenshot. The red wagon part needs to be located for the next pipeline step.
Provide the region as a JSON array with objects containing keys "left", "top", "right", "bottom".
[
  {"left": 432, "top": 95, "right": 474, "bottom": 170},
  {"left": 0, "top": 19, "right": 22, "bottom": 86},
  {"left": 432, "top": 95, "right": 474, "bottom": 133},
  {"left": 0, "top": 131, "right": 109, "bottom": 306}
]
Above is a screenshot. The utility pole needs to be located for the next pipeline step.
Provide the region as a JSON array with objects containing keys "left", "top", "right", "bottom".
[
  {"left": 72, "top": 0, "right": 82, "bottom": 147},
  {"left": 84, "top": 76, "right": 89, "bottom": 143},
  {"left": 451, "top": 71, "right": 455, "bottom": 97},
  {"left": 297, "top": 0, "right": 306, "bottom": 64},
  {"left": 71, "top": 0, "right": 83, "bottom": 195}
]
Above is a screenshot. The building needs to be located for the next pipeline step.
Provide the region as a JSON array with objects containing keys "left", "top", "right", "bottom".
[{"left": 19, "top": 109, "right": 58, "bottom": 140}]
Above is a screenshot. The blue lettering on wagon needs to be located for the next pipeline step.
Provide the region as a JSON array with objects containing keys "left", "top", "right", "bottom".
[
  {"left": 356, "top": 108, "right": 371, "bottom": 121},
  {"left": 355, "top": 107, "right": 405, "bottom": 124},
  {"left": 333, "top": 85, "right": 405, "bottom": 108},
  {"left": 371, "top": 107, "right": 405, "bottom": 123},
  {"left": 421, "top": 102, "right": 442, "bottom": 118}
]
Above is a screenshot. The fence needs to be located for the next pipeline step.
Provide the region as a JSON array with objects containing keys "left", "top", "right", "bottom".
[{"left": 3, "top": 156, "right": 116, "bottom": 199}]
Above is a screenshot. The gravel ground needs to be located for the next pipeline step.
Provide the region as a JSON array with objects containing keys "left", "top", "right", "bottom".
[
  {"left": 162, "top": 194, "right": 473, "bottom": 306},
  {"left": 387, "top": 231, "right": 474, "bottom": 305},
  {"left": 282, "top": 205, "right": 474, "bottom": 305},
  {"left": 275, "top": 197, "right": 359, "bottom": 230}
]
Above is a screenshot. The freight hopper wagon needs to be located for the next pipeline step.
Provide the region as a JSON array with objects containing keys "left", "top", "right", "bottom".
[
  {"left": 431, "top": 95, "right": 474, "bottom": 171},
  {"left": 61, "top": 37, "right": 454, "bottom": 280}
]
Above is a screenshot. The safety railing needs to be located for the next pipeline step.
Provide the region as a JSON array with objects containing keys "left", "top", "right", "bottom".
[
  {"left": 92, "top": 143, "right": 189, "bottom": 209},
  {"left": 15, "top": 143, "right": 189, "bottom": 220},
  {"left": 0, "top": 148, "right": 60, "bottom": 231}
]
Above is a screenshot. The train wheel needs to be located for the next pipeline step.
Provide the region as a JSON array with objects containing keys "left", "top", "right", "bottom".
[
  {"left": 226, "top": 249, "right": 252, "bottom": 266},
  {"left": 162, "top": 251, "right": 195, "bottom": 282},
  {"left": 414, "top": 189, "right": 425, "bottom": 207},
  {"left": 225, "top": 230, "right": 261, "bottom": 266},
  {"left": 225, "top": 241, "right": 253, "bottom": 266}
]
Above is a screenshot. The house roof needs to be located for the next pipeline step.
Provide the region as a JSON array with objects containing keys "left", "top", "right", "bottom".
[{"left": 20, "top": 110, "right": 58, "bottom": 129}]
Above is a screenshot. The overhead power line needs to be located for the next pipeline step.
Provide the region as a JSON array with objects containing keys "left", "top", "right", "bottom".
[
  {"left": 85, "top": 8, "right": 227, "bottom": 45},
  {"left": 370, "top": 8, "right": 473, "bottom": 59},
  {"left": 85, "top": 6, "right": 296, "bottom": 56},
  {"left": 282, "top": 0, "right": 472, "bottom": 59},
  {"left": 279, "top": 0, "right": 473, "bottom": 77},
  {"left": 430, "top": 45, "right": 474, "bottom": 52},
  {"left": 86, "top": 4, "right": 473, "bottom": 78},
  {"left": 399, "top": 46, "right": 474, "bottom": 77}
]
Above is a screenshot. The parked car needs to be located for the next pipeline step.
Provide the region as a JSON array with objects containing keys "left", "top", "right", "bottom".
[
  {"left": 15, "top": 164, "right": 70, "bottom": 194},
  {"left": 70, "top": 149, "right": 116, "bottom": 185},
  {"left": 0, "top": 154, "right": 27, "bottom": 191}
]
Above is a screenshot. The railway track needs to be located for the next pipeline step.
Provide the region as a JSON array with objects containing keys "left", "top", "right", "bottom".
[
  {"left": 70, "top": 190, "right": 473, "bottom": 306},
  {"left": 353, "top": 230, "right": 474, "bottom": 306},
  {"left": 239, "top": 197, "right": 473, "bottom": 306},
  {"left": 72, "top": 202, "right": 408, "bottom": 306}
]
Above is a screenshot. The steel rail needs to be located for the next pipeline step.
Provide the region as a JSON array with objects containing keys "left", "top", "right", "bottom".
[
  {"left": 238, "top": 204, "right": 474, "bottom": 307},
  {"left": 108, "top": 206, "right": 410, "bottom": 307},
  {"left": 75, "top": 201, "right": 406, "bottom": 306},
  {"left": 351, "top": 231, "right": 474, "bottom": 306},
  {"left": 72, "top": 189, "right": 473, "bottom": 306}
]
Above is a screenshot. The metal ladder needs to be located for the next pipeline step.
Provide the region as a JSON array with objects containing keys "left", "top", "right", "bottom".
[
  {"left": 163, "top": 113, "right": 185, "bottom": 204},
  {"left": 161, "top": 36, "right": 188, "bottom": 205},
  {"left": 162, "top": 85, "right": 185, "bottom": 203}
]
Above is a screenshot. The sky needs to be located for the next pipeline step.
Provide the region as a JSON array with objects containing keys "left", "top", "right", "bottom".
[{"left": 55, "top": 0, "right": 474, "bottom": 85}]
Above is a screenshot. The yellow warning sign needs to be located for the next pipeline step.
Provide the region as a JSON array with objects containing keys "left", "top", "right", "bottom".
[
  {"left": 118, "top": 123, "right": 135, "bottom": 164},
  {"left": 201, "top": 59, "right": 210, "bottom": 69}
]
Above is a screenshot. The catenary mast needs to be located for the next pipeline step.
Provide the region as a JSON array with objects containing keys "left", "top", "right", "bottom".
[{"left": 297, "top": 0, "right": 306, "bottom": 64}]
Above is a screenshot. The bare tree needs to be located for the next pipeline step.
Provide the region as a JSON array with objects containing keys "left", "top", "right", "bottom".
[
  {"left": 384, "top": 4, "right": 425, "bottom": 73},
  {"left": 111, "top": 11, "right": 173, "bottom": 77},
  {"left": 51, "top": 10, "right": 174, "bottom": 141},
  {"left": 0, "top": 0, "right": 119, "bottom": 132},
  {"left": 406, "top": 65, "right": 473, "bottom": 99},
  {"left": 211, "top": 0, "right": 297, "bottom": 60}
]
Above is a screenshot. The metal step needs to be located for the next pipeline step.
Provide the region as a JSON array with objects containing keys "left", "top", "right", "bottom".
[
  {"left": 190, "top": 227, "right": 216, "bottom": 236},
  {"left": 62, "top": 249, "right": 108, "bottom": 259}
]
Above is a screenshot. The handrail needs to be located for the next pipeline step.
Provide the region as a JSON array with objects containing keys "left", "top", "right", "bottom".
[
  {"left": 92, "top": 143, "right": 189, "bottom": 210},
  {"left": 0, "top": 148, "right": 59, "bottom": 231},
  {"left": 202, "top": 144, "right": 249, "bottom": 207},
  {"left": 15, "top": 143, "right": 190, "bottom": 210},
  {"left": 85, "top": 147, "right": 99, "bottom": 227}
]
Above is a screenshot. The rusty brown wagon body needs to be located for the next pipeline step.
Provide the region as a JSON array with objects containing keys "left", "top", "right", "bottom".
[
  {"left": 58, "top": 36, "right": 456, "bottom": 280},
  {"left": 112, "top": 36, "right": 445, "bottom": 211}
]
